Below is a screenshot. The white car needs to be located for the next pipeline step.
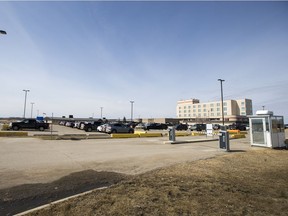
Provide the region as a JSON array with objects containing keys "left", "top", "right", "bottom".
[{"left": 97, "top": 123, "right": 108, "bottom": 132}]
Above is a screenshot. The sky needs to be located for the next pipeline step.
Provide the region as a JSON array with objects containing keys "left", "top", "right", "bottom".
[{"left": 0, "top": 1, "right": 288, "bottom": 121}]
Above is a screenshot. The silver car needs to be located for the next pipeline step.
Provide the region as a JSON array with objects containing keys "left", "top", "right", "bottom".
[{"left": 105, "top": 123, "right": 134, "bottom": 134}]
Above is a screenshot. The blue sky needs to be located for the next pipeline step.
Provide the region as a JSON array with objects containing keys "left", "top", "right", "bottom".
[{"left": 0, "top": 1, "right": 288, "bottom": 121}]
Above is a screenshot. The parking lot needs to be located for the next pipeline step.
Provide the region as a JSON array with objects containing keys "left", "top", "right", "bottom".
[{"left": 0, "top": 124, "right": 252, "bottom": 190}]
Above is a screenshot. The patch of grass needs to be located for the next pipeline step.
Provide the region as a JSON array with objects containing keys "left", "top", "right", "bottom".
[
  {"left": 0, "top": 131, "right": 28, "bottom": 137},
  {"left": 26, "top": 149, "right": 288, "bottom": 216}
]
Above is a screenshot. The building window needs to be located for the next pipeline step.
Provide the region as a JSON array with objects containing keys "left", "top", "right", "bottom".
[
  {"left": 224, "top": 102, "right": 227, "bottom": 106},
  {"left": 241, "top": 112, "right": 246, "bottom": 115},
  {"left": 204, "top": 113, "right": 207, "bottom": 117},
  {"left": 184, "top": 106, "right": 186, "bottom": 109},
  {"left": 241, "top": 102, "right": 245, "bottom": 105},
  {"left": 198, "top": 114, "right": 201, "bottom": 117},
  {"left": 224, "top": 107, "right": 227, "bottom": 111},
  {"left": 224, "top": 112, "right": 227, "bottom": 115},
  {"left": 188, "top": 110, "right": 190, "bottom": 113},
  {"left": 211, "top": 108, "right": 214, "bottom": 112},
  {"left": 217, "top": 108, "right": 220, "bottom": 111},
  {"left": 203, "top": 104, "right": 206, "bottom": 107},
  {"left": 217, "top": 103, "right": 220, "bottom": 106},
  {"left": 203, "top": 109, "right": 206, "bottom": 112},
  {"left": 193, "top": 114, "right": 196, "bottom": 117},
  {"left": 210, "top": 104, "right": 214, "bottom": 107},
  {"left": 198, "top": 109, "right": 201, "bottom": 112},
  {"left": 193, "top": 105, "right": 196, "bottom": 108},
  {"left": 193, "top": 109, "right": 196, "bottom": 113},
  {"left": 217, "top": 112, "right": 221, "bottom": 116},
  {"left": 211, "top": 113, "right": 214, "bottom": 116},
  {"left": 188, "top": 106, "right": 191, "bottom": 109},
  {"left": 198, "top": 105, "right": 201, "bottom": 108},
  {"left": 184, "top": 114, "right": 186, "bottom": 117}
]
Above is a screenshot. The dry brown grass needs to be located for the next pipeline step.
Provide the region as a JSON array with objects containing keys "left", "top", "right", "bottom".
[{"left": 27, "top": 148, "right": 288, "bottom": 216}]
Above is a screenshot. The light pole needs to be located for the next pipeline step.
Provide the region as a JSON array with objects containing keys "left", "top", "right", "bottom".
[
  {"left": 23, "top": 89, "right": 30, "bottom": 118},
  {"left": 130, "top": 101, "right": 134, "bottom": 122},
  {"left": 218, "top": 79, "right": 225, "bottom": 126},
  {"left": 30, "top": 102, "right": 35, "bottom": 118},
  {"left": 100, "top": 107, "right": 103, "bottom": 119}
]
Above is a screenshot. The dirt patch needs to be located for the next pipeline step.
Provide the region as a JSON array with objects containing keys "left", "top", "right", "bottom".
[
  {"left": 0, "top": 170, "right": 127, "bottom": 215},
  {"left": 24, "top": 148, "right": 288, "bottom": 216}
]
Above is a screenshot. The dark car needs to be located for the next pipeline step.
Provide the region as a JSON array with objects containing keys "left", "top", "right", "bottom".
[
  {"left": 83, "top": 120, "right": 103, "bottom": 132},
  {"left": 175, "top": 124, "right": 188, "bottom": 131},
  {"left": 9, "top": 118, "right": 49, "bottom": 131},
  {"left": 229, "top": 123, "right": 247, "bottom": 131},
  {"left": 213, "top": 124, "right": 221, "bottom": 130},
  {"left": 144, "top": 123, "right": 168, "bottom": 131},
  {"left": 189, "top": 124, "right": 206, "bottom": 131}
]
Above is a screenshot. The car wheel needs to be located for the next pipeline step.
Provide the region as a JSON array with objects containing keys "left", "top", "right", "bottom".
[
  {"left": 128, "top": 130, "right": 134, "bottom": 133},
  {"left": 39, "top": 126, "right": 44, "bottom": 131},
  {"left": 13, "top": 126, "right": 19, "bottom": 131},
  {"left": 87, "top": 128, "right": 92, "bottom": 132},
  {"left": 111, "top": 129, "right": 117, "bottom": 134}
]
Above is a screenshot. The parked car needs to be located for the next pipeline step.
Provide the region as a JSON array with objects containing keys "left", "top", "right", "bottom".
[
  {"left": 83, "top": 120, "right": 103, "bottom": 132},
  {"left": 189, "top": 124, "right": 206, "bottom": 131},
  {"left": 144, "top": 123, "right": 168, "bottom": 131},
  {"left": 96, "top": 123, "right": 108, "bottom": 132},
  {"left": 125, "top": 122, "right": 139, "bottom": 128},
  {"left": 175, "top": 124, "right": 188, "bottom": 131},
  {"left": 213, "top": 124, "right": 221, "bottom": 130},
  {"left": 228, "top": 123, "right": 247, "bottom": 131},
  {"left": 284, "top": 124, "right": 288, "bottom": 129},
  {"left": 135, "top": 123, "right": 145, "bottom": 130},
  {"left": 67, "top": 121, "right": 76, "bottom": 128},
  {"left": 106, "top": 123, "right": 134, "bottom": 134},
  {"left": 9, "top": 118, "right": 49, "bottom": 131}
]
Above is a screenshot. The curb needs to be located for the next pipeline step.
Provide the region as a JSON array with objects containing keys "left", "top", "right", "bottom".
[
  {"left": 164, "top": 138, "right": 219, "bottom": 144},
  {"left": 15, "top": 186, "right": 108, "bottom": 216}
]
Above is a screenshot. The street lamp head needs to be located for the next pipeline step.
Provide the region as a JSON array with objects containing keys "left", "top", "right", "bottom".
[
  {"left": 0, "top": 30, "right": 7, "bottom": 35},
  {"left": 23, "top": 89, "right": 30, "bottom": 92},
  {"left": 218, "top": 79, "right": 225, "bottom": 82}
]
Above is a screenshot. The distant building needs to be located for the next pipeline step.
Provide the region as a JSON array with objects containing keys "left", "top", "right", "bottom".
[{"left": 176, "top": 98, "right": 253, "bottom": 124}]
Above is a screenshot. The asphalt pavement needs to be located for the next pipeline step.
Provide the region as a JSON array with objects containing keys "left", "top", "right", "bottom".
[{"left": 0, "top": 125, "right": 252, "bottom": 190}]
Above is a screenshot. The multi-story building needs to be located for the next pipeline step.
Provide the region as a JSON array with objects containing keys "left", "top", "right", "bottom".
[{"left": 176, "top": 98, "right": 253, "bottom": 124}]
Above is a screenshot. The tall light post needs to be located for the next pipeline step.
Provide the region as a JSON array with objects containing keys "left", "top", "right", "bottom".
[
  {"left": 218, "top": 79, "right": 225, "bottom": 126},
  {"left": 23, "top": 89, "right": 30, "bottom": 118},
  {"left": 100, "top": 107, "right": 103, "bottom": 119},
  {"left": 30, "top": 102, "right": 35, "bottom": 118},
  {"left": 130, "top": 101, "right": 134, "bottom": 122}
]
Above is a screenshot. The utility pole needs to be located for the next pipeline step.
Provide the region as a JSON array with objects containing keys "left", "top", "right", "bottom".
[
  {"left": 218, "top": 79, "right": 225, "bottom": 125},
  {"left": 23, "top": 89, "right": 30, "bottom": 118},
  {"left": 30, "top": 102, "right": 35, "bottom": 118},
  {"left": 130, "top": 101, "right": 134, "bottom": 122},
  {"left": 100, "top": 107, "right": 103, "bottom": 119}
]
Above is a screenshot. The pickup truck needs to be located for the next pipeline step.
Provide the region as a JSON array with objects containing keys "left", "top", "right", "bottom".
[
  {"left": 9, "top": 118, "right": 49, "bottom": 131},
  {"left": 83, "top": 121, "right": 103, "bottom": 132}
]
